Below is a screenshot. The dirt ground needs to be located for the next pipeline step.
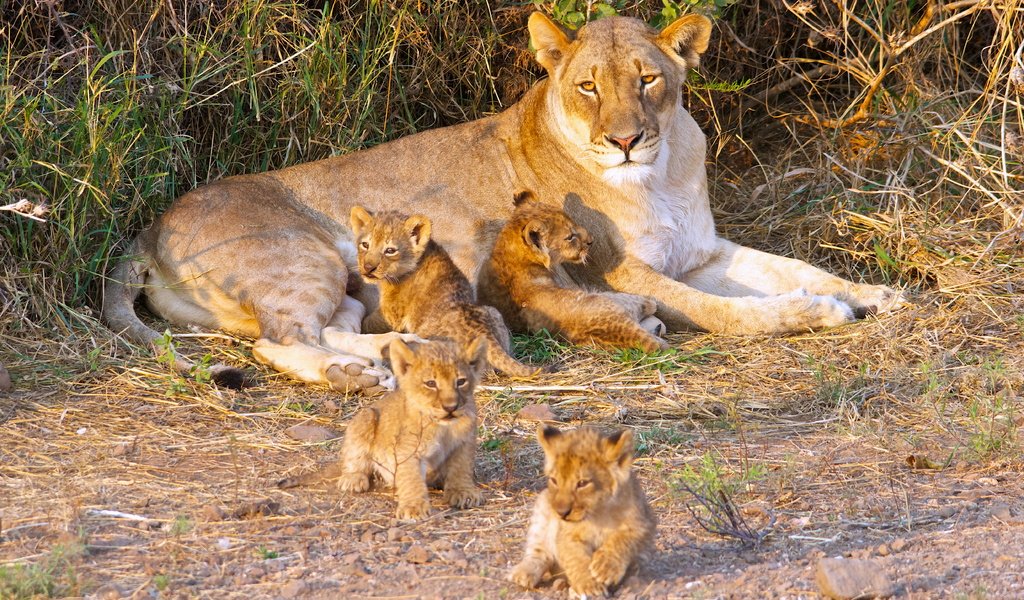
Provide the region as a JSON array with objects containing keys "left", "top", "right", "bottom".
[{"left": 2, "top": 283, "right": 1023, "bottom": 599}]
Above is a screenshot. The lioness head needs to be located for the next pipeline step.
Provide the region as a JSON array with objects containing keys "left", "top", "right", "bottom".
[
  {"left": 528, "top": 12, "right": 712, "bottom": 185},
  {"left": 389, "top": 337, "right": 487, "bottom": 423},
  {"left": 510, "top": 190, "right": 593, "bottom": 268},
  {"left": 537, "top": 424, "right": 636, "bottom": 522},
  {"left": 350, "top": 205, "right": 432, "bottom": 282}
]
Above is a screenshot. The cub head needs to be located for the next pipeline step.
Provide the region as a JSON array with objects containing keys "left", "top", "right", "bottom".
[
  {"left": 350, "top": 206, "right": 432, "bottom": 282},
  {"left": 389, "top": 337, "right": 487, "bottom": 423},
  {"left": 528, "top": 12, "right": 712, "bottom": 184},
  {"left": 537, "top": 424, "right": 636, "bottom": 522},
  {"left": 510, "top": 191, "right": 592, "bottom": 268}
]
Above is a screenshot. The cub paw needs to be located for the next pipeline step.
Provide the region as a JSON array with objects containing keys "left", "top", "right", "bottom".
[
  {"left": 395, "top": 499, "right": 432, "bottom": 521},
  {"left": 338, "top": 473, "right": 370, "bottom": 493},
  {"left": 508, "top": 563, "right": 543, "bottom": 590},
  {"left": 568, "top": 577, "right": 607, "bottom": 599},
  {"left": 638, "top": 315, "right": 667, "bottom": 338},
  {"left": 589, "top": 549, "right": 628, "bottom": 588},
  {"left": 444, "top": 486, "right": 484, "bottom": 509}
]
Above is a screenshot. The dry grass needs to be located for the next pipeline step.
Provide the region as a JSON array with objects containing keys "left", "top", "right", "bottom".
[{"left": 2, "top": 0, "right": 1024, "bottom": 597}]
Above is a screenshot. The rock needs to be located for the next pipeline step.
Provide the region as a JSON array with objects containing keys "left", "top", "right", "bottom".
[
  {"left": 0, "top": 363, "right": 11, "bottom": 392},
  {"left": 876, "top": 544, "right": 889, "bottom": 557},
  {"left": 517, "top": 403, "right": 557, "bottom": 422},
  {"left": 816, "top": 558, "right": 895, "bottom": 599},
  {"left": 387, "top": 527, "right": 402, "bottom": 542},
  {"left": 202, "top": 505, "right": 225, "bottom": 522},
  {"left": 405, "top": 544, "right": 430, "bottom": 564},
  {"left": 284, "top": 424, "right": 341, "bottom": 443},
  {"left": 988, "top": 504, "right": 1012, "bottom": 521},
  {"left": 93, "top": 583, "right": 126, "bottom": 599},
  {"left": 280, "top": 579, "right": 307, "bottom": 598},
  {"left": 890, "top": 538, "right": 907, "bottom": 552}
]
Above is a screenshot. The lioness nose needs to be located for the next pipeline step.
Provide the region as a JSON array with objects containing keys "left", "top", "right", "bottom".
[{"left": 606, "top": 132, "right": 642, "bottom": 152}]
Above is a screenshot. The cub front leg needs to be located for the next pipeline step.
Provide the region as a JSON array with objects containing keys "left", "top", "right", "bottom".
[
  {"left": 394, "top": 456, "right": 432, "bottom": 520},
  {"left": 559, "top": 535, "right": 607, "bottom": 598},
  {"left": 441, "top": 441, "right": 484, "bottom": 509},
  {"left": 588, "top": 527, "right": 646, "bottom": 589},
  {"left": 336, "top": 407, "right": 379, "bottom": 493},
  {"left": 509, "top": 500, "right": 557, "bottom": 590}
]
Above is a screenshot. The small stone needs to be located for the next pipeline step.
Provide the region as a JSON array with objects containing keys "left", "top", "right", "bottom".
[
  {"left": 890, "top": 538, "right": 907, "bottom": 552},
  {"left": 936, "top": 505, "right": 958, "bottom": 518},
  {"left": 360, "top": 528, "right": 375, "bottom": 543},
  {"left": 280, "top": 579, "right": 307, "bottom": 598},
  {"left": 816, "top": 558, "right": 895, "bottom": 599},
  {"left": 324, "top": 399, "right": 341, "bottom": 411},
  {"left": 202, "top": 505, "right": 225, "bottom": 522},
  {"left": 405, "top": 544, "right": 430, "bottom": 564},
  {"left": 0, "top": 363, "right": 11, "bottom": 392},
  {"left": 517, "top": 403, "right": 558, "bottom": 422},
  {"left": 93, "top": 583, "right": 126, "bottom": 599},
  {"left": 989, "top": 504, "right": 1012, "bottom": 521},
  {"left": 387, "top": 527, "right": 402, "bottom": 542},
  {"left": 284, "top": 424, "right": 341, "bottom": 443},
  {"left": 876, "top": 544, "right": 890, "bottom": 557}
]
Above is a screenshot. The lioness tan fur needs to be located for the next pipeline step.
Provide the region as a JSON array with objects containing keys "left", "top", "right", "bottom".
[
  {"left": 479, "top": 192, "right": 668, "bottom": 353},
  {"left": 278, "top": 338, "right": 486, "bottom": 520},
  {"left": 509, "top": 425, "right": 656, "bottom": 597},
  {"left": 102, "top": 12, "right": 902, "bottom": 392},
  {"left": 350, "top": 206, "right": 538, "bottom": 377}
]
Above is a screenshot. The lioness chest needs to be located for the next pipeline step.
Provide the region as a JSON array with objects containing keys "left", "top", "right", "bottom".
[{"left": 615, "top": 185, "right": 717, "bottom": 279}]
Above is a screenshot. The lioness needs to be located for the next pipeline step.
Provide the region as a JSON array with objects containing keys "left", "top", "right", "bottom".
[{"left": 103, "top": 12, "right": 902, "bottom": 392}]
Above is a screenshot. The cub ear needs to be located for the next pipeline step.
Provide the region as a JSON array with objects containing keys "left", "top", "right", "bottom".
[
  {"left": 464, "top": 335, "right": 488, "bottom": 373},
  {"left": 404, "top": 214, "right": 432, "bottom": 252},
  {"left": 522, "top": 219, "right": 551, "bottom": 268},
  {"left": 350, "top": 205, "right": 374, "bottom": 235},
  {"left": 528, "top": 12, "right": 572, "bottom": 73},
  {"left": 513, "top": 190, "right": 537, "bottom": 208},
  {"left": 603, "top": 428, "right": 635, "bottom": 470},
  {"left": 389, "top": 338, "right": 416, "bottom": 379},
  {"left": 655, "top": 14, "right": 712, "bottom": 71},
  {"left": 537, "top": 423, "right": 563, "bottom": 453}
]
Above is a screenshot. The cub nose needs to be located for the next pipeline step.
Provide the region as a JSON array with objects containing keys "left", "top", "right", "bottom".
[
  {"left": 361, "top": 262, "right": 379, "bottom": 276},
  {"left": 442, "top": 401, "right": 459, "bottom": 415},
  {"left": 606, "top": 131, "right": 642, "bottom": 153},
  {"left": 558, "top": 506, "right": 572, "bottom": 520}
]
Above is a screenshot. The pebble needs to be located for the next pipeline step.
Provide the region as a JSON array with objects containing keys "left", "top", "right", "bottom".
[
  {"left": 280, "top": 579, "right": 308, "bottom": 598},
  {"left": 387, "top": 527, "right": 402, "bottom": 542},
  {"left": 989, "top": 504, "right": 1012, "bottom": 521},
  {"left": 517, "top": 403, "right": 558, "bottom": 422},
  {"left": 816, "top": 557, "right": 895, "bottom": 599},
  {"left": 202, "top": 505, "right": 225, "bottom": 522},
  {"left": 405, "top": 544, "right": 430, "bottom": 564},
  {"left": 0, "top": 363, "right": 11, "bottom": 392},
  {"left": 284, "top": 424, "right": 341, "bottom": 442},
  {"left": 890, "top": 538, "right": 907, "bottom": 552},
  {"left": 876, "top": 544, "right": 890, "bottom": 557},
  {"left": 93, "top": 583, "right": 126, "bottom": 599}
]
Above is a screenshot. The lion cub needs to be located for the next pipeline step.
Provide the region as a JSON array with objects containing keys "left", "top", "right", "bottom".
[
  {"left": 350, "top": 205, "right": 538, "bottom": 377},
  {"left": 279, "top": 338, "right": 486, "bottom": 519},
  {"left": 509, "top": 425, "right": 656, "bottom": 597},
  {"left": 478, "top": 193, "right": 668, "bottom": 353}
]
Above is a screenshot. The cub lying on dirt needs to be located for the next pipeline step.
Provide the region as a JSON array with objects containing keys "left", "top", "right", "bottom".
[
  {"left": 478, "top": 191, "right": 668, "bottom": 353},
  {"left": 509, "top": 425, "right": 656, "bottom": 597},
  {"left": 278, "top": 338, "right": 487, "bottom": 520}
]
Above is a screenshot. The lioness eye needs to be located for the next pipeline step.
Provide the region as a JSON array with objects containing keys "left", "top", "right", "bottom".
[
  {"left": 456, "top": 378, "right": 468, "bottom": 387},
  {"left": 578, "top": 81, "right": 596, "bottom": 93},
  {"left": 359, "top": 241, "right": 369, "bottom": 249},
  {"left": 641, "top": 74, "right": 657, "bottom": 86},
  {"left": 424, "top": 380, "right": 437, "bottom": 389},
  {"left": 577, "top": 479, "right": 591, "bottom": 489},
  {"left": 384, "top": 247, "right": 398, "bottom": 256}
]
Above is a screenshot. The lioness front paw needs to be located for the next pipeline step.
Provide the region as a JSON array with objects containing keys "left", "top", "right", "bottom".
[
  {"left": 337, "top": 473, "right": 370, "bottom": 493},
  {"left": 638, "top": 315, "right": 667, "bottom": 338},
  {"left": 443, "top": 486, "right": 484, "bottom": 509},
  {"left": 325, "top": 358, "right": 393, "bottom": 393},
  {"left": 841, "top": 283, "right": 907, "bottom": 318},
  {"left": 395, "top": 499, "right": 432, "bottom": 521},
  {"left": 589, "top": 548, "right": 629, "bottom": 588}
]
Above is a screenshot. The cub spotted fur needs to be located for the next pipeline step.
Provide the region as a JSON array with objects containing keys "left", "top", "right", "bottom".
[
  {"left": 350, "top": 206, "right": 538, "bottom": 378},
  {"left": 279, "top": 338, "right": 486, "bottom": 520},
  {"left": 509, "top": 425, "right": 656, "bottom": 597},
  {"left": 479, "top": 192, "right": 668, "bottom": 352}
]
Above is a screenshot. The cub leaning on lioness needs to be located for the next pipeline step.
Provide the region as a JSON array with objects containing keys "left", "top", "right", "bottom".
[
  {"left": 509, "top": 425, "right": 656, "bottom": 597},
  {"left": 479, "top": 191, "right": 668, "bottom": 352},
  {"left": 279, "top": 338, "right": 487, "bottom": 520},
  {"left": 350, "top": 205, "right": 539, "bottom": 378}
]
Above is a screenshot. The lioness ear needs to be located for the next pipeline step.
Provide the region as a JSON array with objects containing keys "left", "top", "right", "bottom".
[
  {"left": 350, "top": 205, "right": 373, "bottom": 235},
  {"left": 522, "top": 219, "right": 551, "bottom": 268},
  {"left": 404, "top": 214, "right": 432, "bottom": 253},
  {"left": 389, "top": 339, "right": 415, "bottom": 379},
  {"left": 513, "top": 190, "right": 537, "bottom": 208},
  {"left": 656, "top": 14, "right": 712, "bottom": 71},
  {"left": 528, "top": 12, "right": 572, "bottom": 73},
  {"left": 537, "top": 424, "right": 562, "bottom": 453},
  {"left": 603, "top": 428, "right": 635, "bottom": 470},
  {"left": 464, "top": 335, "right": 488, "bottom": 373}
]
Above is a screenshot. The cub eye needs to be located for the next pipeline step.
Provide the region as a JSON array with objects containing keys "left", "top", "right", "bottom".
[
  {"left": 383, "top": 247, "right": 398, "bottom": 256},
  {"left": 566, "top": 233, "right": 576, "bottom": 242},
  {"left": 424, "top": 380, "right": 437, "bottom": 389},
  {"left": 578, "top": 81, "right": 596, "bottom": 94},
  {"left": 576, "top": 479, "right": 591, "bottom": 489},
  {"left": 456, "top": 377, "right": 468, "bottom": 387},
  {"left": 549, "top": 476, "right": 558, "bottom": 486},
  {"left": 359, "top": 241, "right": 370, "bottom": 250},
  {"left": 640, "top": 74, "right": 658, "bottom": 86}
]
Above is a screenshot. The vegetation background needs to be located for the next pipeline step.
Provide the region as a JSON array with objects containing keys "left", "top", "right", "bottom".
[{"left": 1, "top": 0, "right": 1022, "bottom": 597}]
